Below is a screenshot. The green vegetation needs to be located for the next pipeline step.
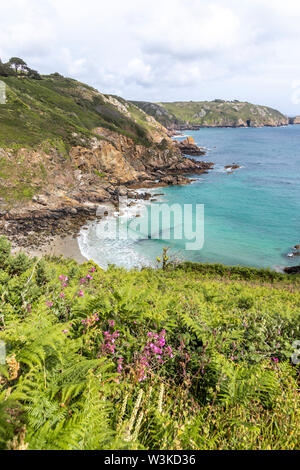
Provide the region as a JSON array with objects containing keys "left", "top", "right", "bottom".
[
  {"left": 0, "top": 153, "right": 44, "bottom": 204},
  {"left": 94, "top": 170, "right": 107, "bottom": 178},
  {"left": 0, "top": 236, "right": 299, "bottom": 450},
  {"left": 0, "top": 65, "right": 160, "bottom": 149},
  {"left": 132, "top": 100, "right": 288, "bottom": 128}
]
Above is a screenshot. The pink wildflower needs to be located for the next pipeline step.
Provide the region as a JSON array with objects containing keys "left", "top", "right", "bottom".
[{"left": 117, "top": 357, "right": 123, "bottom": 373}]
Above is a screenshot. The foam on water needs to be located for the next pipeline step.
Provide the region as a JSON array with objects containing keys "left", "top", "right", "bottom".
[{"left": 78, "top": 190, "right": 165, "bottom": 269}]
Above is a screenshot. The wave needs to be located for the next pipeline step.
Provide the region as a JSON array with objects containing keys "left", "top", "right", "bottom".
[{"left": 77, "top": 192, "right": 160, "bottom": 270}]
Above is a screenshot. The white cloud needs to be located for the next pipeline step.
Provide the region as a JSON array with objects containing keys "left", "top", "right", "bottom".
[
  {"left": 136, "top": 3, "right": 241, "bottom": 58},
  {"left": 124, "top": 58, "right": 153, "bottom": 86},
  {"left": 0, "top": 0, "right": 300, "bottom": 113}
]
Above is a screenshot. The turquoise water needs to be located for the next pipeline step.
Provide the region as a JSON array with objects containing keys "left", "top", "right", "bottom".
[{"left": 78, "top": 125, "right": 300, "bottom": 270}]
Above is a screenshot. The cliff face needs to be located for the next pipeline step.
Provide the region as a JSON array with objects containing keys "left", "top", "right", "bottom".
[
  {"left": 70, "top": 127, "right": 212, "bottom": 186},
  {"left": 0, "top": 127, "right": 211, "bottom": 206},
  {"left": 132, "top": 100, "right": 289, "bottom": 128}
]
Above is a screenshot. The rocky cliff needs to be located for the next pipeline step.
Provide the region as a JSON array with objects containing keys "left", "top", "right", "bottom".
[{"left": 132, "top": 100, "right": 289, "bottom": 129}]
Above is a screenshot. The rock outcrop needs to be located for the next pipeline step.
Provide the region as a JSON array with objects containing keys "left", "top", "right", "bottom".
[
  {"left": 71, "top": 128, "right": 213, "bottom": 184},
  {"left": 225, "top": 164, "right": 241, "bottom": 171},
  {"left": 175, "top": 137, "right": 206, "bottom": 156}
]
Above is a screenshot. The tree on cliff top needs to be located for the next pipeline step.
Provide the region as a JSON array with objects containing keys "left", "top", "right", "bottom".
[
  {"left": 8, "top": 57, "right": 27, "bottom": 74},
  {"left": 0, "top": 58, "right": 41, "bottom": 79}
]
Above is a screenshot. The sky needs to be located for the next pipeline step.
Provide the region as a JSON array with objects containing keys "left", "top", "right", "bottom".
[{"left": 1, "top": 0, "right": 300, "bottom": 115}]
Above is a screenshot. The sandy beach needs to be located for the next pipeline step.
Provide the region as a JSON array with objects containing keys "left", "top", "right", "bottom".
[{"left": 12, "top": 233, "right": 88, "bottom": 264}]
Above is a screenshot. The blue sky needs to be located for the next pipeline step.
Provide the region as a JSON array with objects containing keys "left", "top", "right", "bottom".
[{"left": 1, "top": 0, "right": 300, "bottom": 115}]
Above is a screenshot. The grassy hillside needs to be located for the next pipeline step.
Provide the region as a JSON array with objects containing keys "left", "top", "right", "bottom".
[
  {"left": 0, "top": 236, "right": 299, "bottom": 450},
  {"left": 132, "top": 100, "right": 288, "bottom": 128},
  {"left": 0, "top": 74, "right": 163, "bottom": 149},
  {"left": 0, "top": 73, "right": 172, "bottom": 207}
]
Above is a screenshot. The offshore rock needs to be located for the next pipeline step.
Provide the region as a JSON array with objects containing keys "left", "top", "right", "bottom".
[{"left": 176, "top": 137, "right": 206, "bottom": 156}]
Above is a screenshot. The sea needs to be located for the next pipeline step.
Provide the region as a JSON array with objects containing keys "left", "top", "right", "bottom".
[{"left": 78, "top": 125, "right": 300, "bottom": 271}]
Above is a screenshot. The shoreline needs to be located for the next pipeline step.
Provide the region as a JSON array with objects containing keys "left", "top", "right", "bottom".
[
  {"left": 4, "top": 173, "right": 298, "bottom": 273},
  {"left": 8, "top": 187, "right": 298, "bottom": 276},
  {"left": 167, "top": 123, "right": 294, "bottom": 132},
  {"left": 11, "top": 232, "right": 88, "bottom": 264},
  {"left": 8, "top": 188, "right": 165, "bottom": 265},
  {"left": 9, "top": 230, "right": 299, "bottom": 275},
  {"left": 8, "top": 211, "right": 300, "bottom": 274}
]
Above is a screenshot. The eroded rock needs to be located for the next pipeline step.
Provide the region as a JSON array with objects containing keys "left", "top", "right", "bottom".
[{"left": 176, "top": 137, "right": 206, "bottom": 156}]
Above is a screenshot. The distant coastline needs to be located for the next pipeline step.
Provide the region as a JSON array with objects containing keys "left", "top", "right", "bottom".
[
  {"left": 132, "top": 99, "right": 291, "bottom": 129},
  {"left": 168, "top": 122, "right": 294, "bottom": 131}
]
